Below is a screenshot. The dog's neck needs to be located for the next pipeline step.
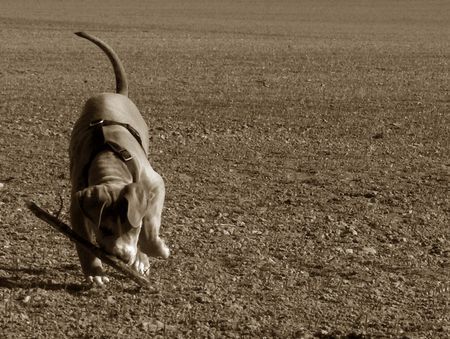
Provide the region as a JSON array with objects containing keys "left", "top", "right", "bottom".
[{"left": 88, "top": 150, "right": 133, "bottom": 186}]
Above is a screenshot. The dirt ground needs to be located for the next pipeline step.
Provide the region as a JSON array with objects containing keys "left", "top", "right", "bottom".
[{"left": 0, "top": 0, "right": 449, "bottom": 338}]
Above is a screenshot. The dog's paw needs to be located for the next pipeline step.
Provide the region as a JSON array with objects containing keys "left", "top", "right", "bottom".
[
  {"left": 158, "top": 242, "right": 170, "bottom": 259},
  {"left": 148, "top": 238, "right": 170, "bottom": 259},
  {"left": 86, "top": 275, "right": 110, "bottom": 286},
  {"left": 131, "top": 250, "right": 150, "bottom": 276}
]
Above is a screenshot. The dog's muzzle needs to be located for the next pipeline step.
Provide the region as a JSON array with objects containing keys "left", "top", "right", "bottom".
[{"left": 98, "top": 237, "right": 137, "bottom": 265}]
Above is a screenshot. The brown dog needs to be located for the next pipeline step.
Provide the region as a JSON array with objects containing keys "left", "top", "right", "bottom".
[{"left": 70, "top": 32, "right": 169, "bottom": 286}]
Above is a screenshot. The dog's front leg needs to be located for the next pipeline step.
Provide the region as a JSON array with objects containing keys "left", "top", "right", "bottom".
[
  {"left": 138, "top": 173, "right": 170, "bottom": 259},
  {"left": 70, "top": 195, "right": 109, "bottom": 286}
]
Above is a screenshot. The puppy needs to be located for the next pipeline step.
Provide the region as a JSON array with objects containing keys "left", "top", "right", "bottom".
[{"left": 69, "top": 32, "right": 169, "bottom": 286}]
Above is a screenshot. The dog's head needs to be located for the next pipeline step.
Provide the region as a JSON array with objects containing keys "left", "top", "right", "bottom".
[{"left": 76, "top": 183, "right": 148, "bottom": 264}]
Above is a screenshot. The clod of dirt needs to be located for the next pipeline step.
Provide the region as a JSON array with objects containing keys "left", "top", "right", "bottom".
[
  {"left": 195, "top": 295, "right": 209, "bottom": 304},
  {"left": 372, "top": 132, "right": 384, "bottom": 139}
]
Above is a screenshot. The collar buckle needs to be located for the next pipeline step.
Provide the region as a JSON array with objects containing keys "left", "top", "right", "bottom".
[{"left": 89, "top": 119, "right": 104, "bottom": 127}]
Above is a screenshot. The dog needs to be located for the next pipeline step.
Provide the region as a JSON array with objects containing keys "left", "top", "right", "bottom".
[{"left": 69, "top": 32, "right": 169, "bottom": 286}]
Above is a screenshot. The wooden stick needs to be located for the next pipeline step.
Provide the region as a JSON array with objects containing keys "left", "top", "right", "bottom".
[{"left": 26, "top": 201, "right": 153, "bottom": 289}]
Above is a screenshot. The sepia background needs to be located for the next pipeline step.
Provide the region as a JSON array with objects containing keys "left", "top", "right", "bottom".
[{"left": 0, "top": 0, "right": 449, "bottom": 337}]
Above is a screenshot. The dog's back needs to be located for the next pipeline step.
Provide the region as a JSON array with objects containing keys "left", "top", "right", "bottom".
[{"left": 70, "top": 33, "right": 150, "bottom": 191}]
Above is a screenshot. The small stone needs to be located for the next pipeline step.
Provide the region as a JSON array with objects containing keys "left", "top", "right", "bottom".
[
  {"left": 440, "top": 325, "right": 450, "bottom": 333},
  {"left": 226, "top": 301, "right": 243, "bottom": 312},
  {"left": 318, "top": 328, "right": 329, "bottom": 335},
  {"left": 195, "top": 295, "right": 208, "bottom": 303},
  {"left": 20, "top": 313, "right": 30, "bottom": 321},
  {"left": 179, "top": 173, "right": 193, "bottom": 182},
  {"left": 140, "top": 319, "right": 164, "bottom": 332},
  {"left": 362, "top": 246, "right": 377, "bottom": 255},
  {"left": 0, "top": 183, "right": 4, "bottom": 190},
  {"left": 345, "top": 248, "right": 354, "bottom": 254},
  {"left": 22, "top": 295, "right": 31, "bottom": 303},
  {"left": 349, "top": 227, "right": 358, "bottom": 236},
  {"left": 300, "top": 270, "right": 310, "bottom": 278}
]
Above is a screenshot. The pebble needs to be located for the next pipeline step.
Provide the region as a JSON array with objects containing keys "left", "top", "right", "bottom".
[
  {"left": 179, "top": 173, "right": 193, "bottom": 182},
  {"left": 362, "top": 246, "right": 377, "bottom": 255},
  {"left": 140, "top": 319, "right": 164, "bottom": 332},
  {"left": 300, "top": 270, "right": 310, "bottom": 278},
  {"left": 348, "top": 227, "right": 358, "bottom": 236},
  {"left": 195, "top": 295, "right": 208, "bottom": 303}
]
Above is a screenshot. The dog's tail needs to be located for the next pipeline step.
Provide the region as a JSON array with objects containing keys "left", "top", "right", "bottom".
[{"left": 75, "top": 32, "right": 128, "bottom": 96}]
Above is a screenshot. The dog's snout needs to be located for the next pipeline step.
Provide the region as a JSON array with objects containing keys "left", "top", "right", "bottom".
[{"left": 98, "top": 235, "right": 137, "bottom": 263}]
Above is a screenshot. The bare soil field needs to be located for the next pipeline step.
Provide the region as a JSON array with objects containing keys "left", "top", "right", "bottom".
[{"left": 0, "top": 0, "right": 449, "bottom": 337}]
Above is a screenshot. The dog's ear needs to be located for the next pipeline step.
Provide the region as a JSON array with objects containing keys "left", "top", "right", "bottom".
[
  {"left": 76, "top": 185, "right": 113, "bottom": 225},
  {"left": 121, "top": 183, "right": 148, "bottom": 228}
]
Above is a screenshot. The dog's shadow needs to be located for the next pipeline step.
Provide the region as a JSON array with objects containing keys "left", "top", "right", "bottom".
[
  {"left": 0, "top": 264, "right": 91, "bottom": 294},
  {"left": 0, "top": 264, "right": 143, "bottom": 294}
]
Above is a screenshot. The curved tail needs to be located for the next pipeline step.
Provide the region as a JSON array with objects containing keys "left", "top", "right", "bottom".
[{"left": 75, "top": 32, "right": 128, "bottom": 96}]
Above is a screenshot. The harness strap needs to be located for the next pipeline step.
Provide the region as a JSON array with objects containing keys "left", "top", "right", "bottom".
[
  {"left": 82, "top": 119, "right": 144, "bottom": 185},
  {"left": 89, "top": 119, "right": 144, "bottom": 150},
  {"left": 105, "top": 141, "right": 133, "bottom": 162}
]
